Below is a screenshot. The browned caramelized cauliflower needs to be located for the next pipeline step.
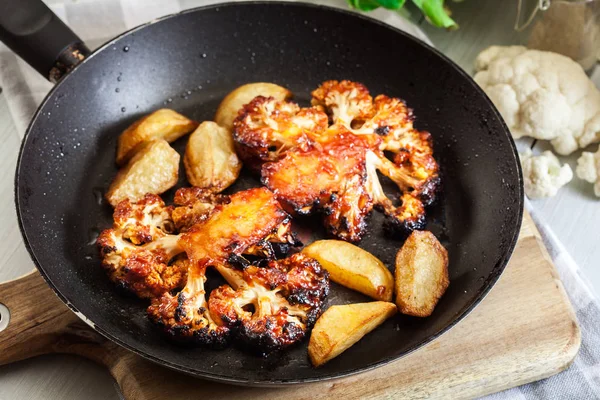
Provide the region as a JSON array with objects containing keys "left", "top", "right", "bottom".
[
  {"left": 146, "top": 260, "right": 231, "bottom": 347},
  {"left": 210, "top": 253, "right": 329, "bottom": 354},
  {"left": 171, "top": 186, "right": 229, "bottom": 232},
  {"left": 146, "top": 187, "right": 327, "bottom": 352},
  {"left": 233, "top": 80, "right": 440, "bottom": 242},
  {"left": 233, "top": 96, "right": 328, "bottom": 166},
  {"left": 97, "top": 194, "right": 187, "bottom": 298}
]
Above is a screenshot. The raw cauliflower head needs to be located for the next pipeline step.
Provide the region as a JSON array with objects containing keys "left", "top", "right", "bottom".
[
  {"left": 576, "top": 146, "right": 600, "bottom": 197},
  {"left": 474, "top": 46, "right": 600, "bottom": 155},
  {"left": 520, "top": 149, "right": 573, "bottom": 199}
]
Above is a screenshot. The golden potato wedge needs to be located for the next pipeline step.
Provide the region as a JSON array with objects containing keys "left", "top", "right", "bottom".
[
  {"left": 308, "top": 301, "right": 397, "bottom": 367},
  {"left": 106, "top": 139, "right": 180, "bottom": 207},
  {"left": 302, "top": 240, "right": 394, "bottom": 301},
  {"left": 116, "top": 109, "right": 198, "bottom": 165},
  {"left": 395, "top": 230, "right": 449, "bottom": 317},
  {"left": 184, "top": 121, "right": 242, "bottom": 192},
  {"left": 214, "top": 83, "right": 292, "bottom": 131}
]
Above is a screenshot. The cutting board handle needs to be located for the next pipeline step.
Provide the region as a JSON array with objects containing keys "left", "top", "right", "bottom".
[
  {"left": 0, "top": 271, "right": 229, "bottom": 400},
  {"left": 0, "top": 271, "right": 86, "bottom": 364},
  {"left": 0, "top": 272, "right": 131, "bottom": 384}
]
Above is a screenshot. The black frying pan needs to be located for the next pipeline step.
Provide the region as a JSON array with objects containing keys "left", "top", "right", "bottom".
[{"left": 3, "top": 0, "right": 523, "bottom": 385}]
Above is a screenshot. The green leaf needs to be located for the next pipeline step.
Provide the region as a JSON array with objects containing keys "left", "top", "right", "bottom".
[
  {"left": 348, "top": 0, "right": 381, "bottom": 11},
  {"left": 411, "top": 0, "right": 458, "bottom": 29},
  {"left": 376, "top": 0, "right": 406, "bottom": 10},
  {"left": 348, "top": 0, "right": 405, "bottom": 11}
]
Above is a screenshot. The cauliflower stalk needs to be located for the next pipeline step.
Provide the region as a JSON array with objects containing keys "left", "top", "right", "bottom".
[
  {"left": 474, "top": 46, "right": 600, "bottom": 155},
  {"left": 520, "top": 149, "right": 573, "bottom": 199},
  {"left": 576, "top": 146, "right": 600, "bottom": 197}
]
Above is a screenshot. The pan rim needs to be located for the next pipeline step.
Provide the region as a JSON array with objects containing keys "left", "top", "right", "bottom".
[{"left": 14, "top": 0, "right": 524, "bottom": 386}]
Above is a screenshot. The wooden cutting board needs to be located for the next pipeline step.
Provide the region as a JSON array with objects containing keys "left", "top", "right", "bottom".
[{"left": 0, "top": 211, "right": 580, "bottom": 400}]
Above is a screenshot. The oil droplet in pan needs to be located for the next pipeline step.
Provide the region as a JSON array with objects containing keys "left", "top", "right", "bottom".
[
  {"left": 92, "top": 187, "right": 104, "bottom": 206},
  {"left": 88, "top": 228, "right": 100, "bottom": 245}
]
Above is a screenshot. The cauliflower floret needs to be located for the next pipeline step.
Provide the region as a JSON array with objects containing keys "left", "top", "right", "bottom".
[
  {"left": 171, "top": 186, "right": 229, "bottom": 232},
  {"left": 113, "top": 194, "right": 174, "bottom": 245},
  {"left": 97, "top": 227, "right": 187, "bottom": 299},
  {"left": 365, "top": 151, "right": 429, "bottom": 232},
  {"left": 311, "top": 80, "right": 374, "bottom": 126},
  {"left": 209, "top": 253, "right": 329, "bottom": 354},
  {"left": 474, "top": 46, "right": 600, "bottom": 155},
  {"left": 233, "top": 96, "right": 328, "bottom": 165},
  {"left": 97, "top": 195, "right": 187, "bottom": 298},
  {"left": 520, "top": 149, "right": 573, "bottom": 199},
  {"left": 147, "top": 261, "right": 230, "bottom": 347},
  {"left": 576, "top": 147, "right": 600, "bottom": 197}
]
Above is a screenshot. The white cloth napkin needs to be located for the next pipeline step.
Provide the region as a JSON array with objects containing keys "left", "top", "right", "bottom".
[{"left": 1, "top": 1, "right": 599, "bottom": 398}]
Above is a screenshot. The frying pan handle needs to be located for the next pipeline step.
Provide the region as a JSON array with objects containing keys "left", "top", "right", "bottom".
[{"left": 0, "top": 0, "right": 90, "bottom": 83}]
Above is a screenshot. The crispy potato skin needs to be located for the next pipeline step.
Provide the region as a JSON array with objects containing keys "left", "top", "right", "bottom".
[
  {"left": 302, "top": 240, "right": 394, "bottom": 301},
  {"left": 184, "top": 121, "right": 242, "bottom": 192},
  {"left": 308, "top": 301, "right": 397, "bottom": 367},
  {"left": 116, "top": 109, "right": 198, "bottom": 165},
  {"left": 106, "top": 139, "right": 180, "bottom": 207},
  {"left": 215, "top": 83, "right": 292, "bottom": 132},
  {"left": 394, "top": 230, "right": 449, "bottom": 317}
]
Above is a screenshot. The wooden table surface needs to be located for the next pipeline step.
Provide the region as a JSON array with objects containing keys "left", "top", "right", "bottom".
[{"left": 0, "top": 1, "right": 598, "bottom": 399}]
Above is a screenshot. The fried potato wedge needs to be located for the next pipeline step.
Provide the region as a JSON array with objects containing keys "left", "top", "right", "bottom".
[
  {"left": 116, "top": 109, "right": 198, "bottom": 165},
  {"left": 395, "top": 230, "right": 449, "bottom": 317},
  {"left": 214, "top": 83, "right": 292, "bottom": 131},
  {"left": 302, "top": 240, "right": 394, "bottom": 301},
  {"left": 184, "top": 121, "right": 242, "bottom": 192},
  {"left": 106, "top": 139, "right": 180, "bottom": 207},
  {"left": 308, "top": 301, "right": 397, "bottom": 367}
]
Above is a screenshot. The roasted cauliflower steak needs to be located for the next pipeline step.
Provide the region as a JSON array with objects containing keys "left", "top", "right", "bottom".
[
  {"left": 233, "top": 80, "right": 440, "bottom": 242},
  {"left": 146, "top": 187, "right": 329, "bottom": 351}
]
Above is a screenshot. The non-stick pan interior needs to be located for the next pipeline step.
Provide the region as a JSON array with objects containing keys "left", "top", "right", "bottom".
[{"left": 16, "top": 2, "right": 523, "bottom": 384}]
